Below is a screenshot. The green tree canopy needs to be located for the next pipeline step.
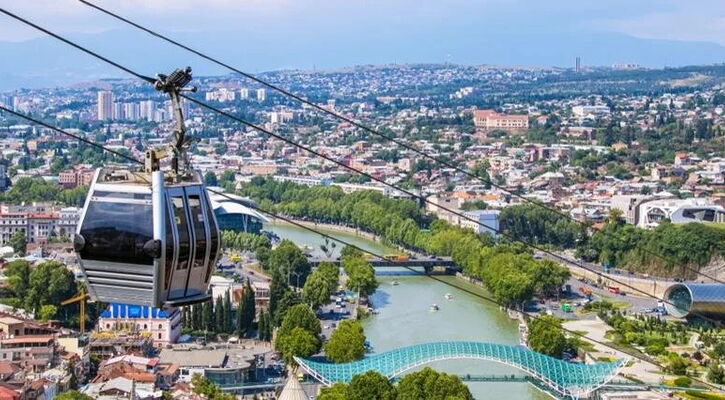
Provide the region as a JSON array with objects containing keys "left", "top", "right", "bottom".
[
  {"left": 347, "top": 371, "right": 396, "bottom": 400},
  {"left": 325, "top": 320, "right": 366, "bottom": 363},
  {"left": 55, "top": 390, "right": 94, "bottom": 400},
  {"left": 396, "top": 367, "right": 473, "bottom": 400},
  {"left": 276, "top": 326, "right": 321, "bottom": 365},
  {"left": 8, "top": 231, "right": 27, "bottom": 256},
  {"left": 343, "top": 256, "right": 378, "bottom": 297},
  {"left": 303, "top": 262, "right": 339, "bottom": 309},
  {"left": 527, "top": 315, "right": 569, "bottom": 359},
  {"left": 278, "top": 304, "right": 321, "bottom": 337},
  {"left": 267, "top": 240, "right": 310, "bottom": 287}
]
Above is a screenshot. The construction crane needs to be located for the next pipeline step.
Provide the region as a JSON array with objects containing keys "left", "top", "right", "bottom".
[{"left": 61, "top": 289, "right": 89, "bottom": 334}]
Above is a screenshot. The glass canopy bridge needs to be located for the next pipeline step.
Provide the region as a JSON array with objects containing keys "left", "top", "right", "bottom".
[{"left": 295, "top": 341, "right": 626, "bottom": 399}]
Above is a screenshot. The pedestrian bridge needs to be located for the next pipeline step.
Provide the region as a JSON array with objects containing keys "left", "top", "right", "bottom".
[{"left": 295, "top": 341, "right": 626, "bottom": 399}]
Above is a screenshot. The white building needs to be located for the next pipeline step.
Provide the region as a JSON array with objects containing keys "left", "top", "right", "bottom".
[
  {"left": 572, "top": 105, "right": 611, "bottom": 118},
  {"left": 0, "top": 205, "right": 79, "bottom": 245},
  {"left": 637, "top": 198, "right": 725, "bottom": 229},
  {"left": 139, "top": 100, "right": 156, "bottom": 121},
  {"left": 97, "top": 304, "right": 182, "bottom": 348},
  {"left": 460, "top": 210, "right": 500, "bottom": 237},
  {"left": 239, "top": 88, "right": 249, "bottom": 99},
  {"left": 97, "top": 91, "right": 114, "bottom": 121},
  {"left": 256, "top": 88, "right": 266, "bottom": 102}
]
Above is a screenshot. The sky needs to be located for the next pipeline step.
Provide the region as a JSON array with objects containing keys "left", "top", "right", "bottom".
[
  {"left": 2, "top": 0, "right": 724, "bottom": 45},
  {"left": 0, "top": 0, "right": 724, "bottom": 89}
]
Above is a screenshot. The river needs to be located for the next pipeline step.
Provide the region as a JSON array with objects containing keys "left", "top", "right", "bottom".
[{"left": 266, "top": 221, "right": 551, "bottom": 400}]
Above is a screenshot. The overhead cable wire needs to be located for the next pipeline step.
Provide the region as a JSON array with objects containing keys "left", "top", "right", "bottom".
[{"left": 77, "top": 0, "right": 725, "bottom": 284}]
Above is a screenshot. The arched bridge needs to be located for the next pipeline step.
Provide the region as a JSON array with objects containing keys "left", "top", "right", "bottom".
[{"left": 295, "top": 341, "right": 626, "bottom": 399}]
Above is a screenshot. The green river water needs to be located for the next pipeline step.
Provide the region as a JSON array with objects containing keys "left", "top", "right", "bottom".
[{"left": 266, "top": 221, "right": 551, "bottom": 399}]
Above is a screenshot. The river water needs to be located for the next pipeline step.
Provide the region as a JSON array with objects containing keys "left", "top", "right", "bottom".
[{"left": 266, "top": 221, "right": 551, "bottom": 400}]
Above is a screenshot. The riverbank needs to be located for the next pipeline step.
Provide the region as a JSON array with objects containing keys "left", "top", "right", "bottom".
[{"left": 269, "top": 218, "right": 386, "bottom": 246}]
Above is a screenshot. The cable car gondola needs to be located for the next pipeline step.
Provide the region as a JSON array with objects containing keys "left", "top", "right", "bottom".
[{"left": 74, "top": 67, "right": 220, "bottom": 307}]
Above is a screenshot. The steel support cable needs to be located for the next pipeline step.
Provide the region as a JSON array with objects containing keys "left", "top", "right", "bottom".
[
  {"left": 0, "top": 7, "right": 720, "bottom": 326},
  {"left": 0, "top": 107, "right": 718, "bottom": 391},
  {"left": 77, "top": 0, "right": 725, "bottom": 284}
]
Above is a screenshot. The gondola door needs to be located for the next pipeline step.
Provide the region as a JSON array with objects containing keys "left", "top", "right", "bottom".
[
  {"left": 184, "top": 185, "right": 211, "bottom": 300},
  {"left": 165, "top": 187, "right": 194, "bottom": 302}
]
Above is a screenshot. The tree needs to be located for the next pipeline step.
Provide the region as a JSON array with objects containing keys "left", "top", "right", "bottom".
[
  {"left": 303, "top": 265, "right": 337, "bottom": 309},
  {"left": 318, "top": 383, "right": 348, "bottom": 400},
  {"left": 8, "top": 231, "right": 27, "bottom": 256},
  {"left": 278, "top": 304, "right": 321, "bottom": 337},
  {"left": 528, "top": 315, "right": 569, "bottom": 359},
  {"left": 55, "top": 391, "right": 94, "bottom": 400},
  {"left": 396, "top": 367, "right": 473, "bottom": 400},
  {"left": 4, "top": 260, "right": 31, "bottom": 299},
  {"left": 25, "top": 261, "right": 77, "bottom": 315},
  {"left": 236, "top": 281, "right": 256, "bottom": 337},
  {"left": 708, "top": 363, "right": 724, "bottom": 384},
  {"left": 471, "top": 159, "right": 491, "bottom": 188},
  {"left": 257, "top": 310, "right": 268, "bottom": 341},
  {"left": 346, "top": 371, "right": 396, "bottom": 400},
  {"left": 665, "top": 353, "right": 689, "bottom": 376},
  {"left": 38, "top": 304, "right": 58, "bottom": 321},
  {"left": 343, "top": 257, "right": 378, "bottom": 297},
  {"left": 214, "top": 295, "right": 224, "bottom": 334},
  {"left": 204, "top": 171, "right": 218, "bottom": 186},
  {"left": 325, "top": 320, "right": 366, "bottom": 363},
  {"left": 275, "top": 327, "right": 320, "bottom": 365},
  {"left": 267, "top": 240, "right": 310, "bottom": 287},
  {"left": 202, "top": 299, "right": 214, "bottom": 333},
  {"left": 190, "top": 373, "right": 235, "bottom": 400},
  {"left": 223, "top": 290, "right": 232, "bottom": 334}
]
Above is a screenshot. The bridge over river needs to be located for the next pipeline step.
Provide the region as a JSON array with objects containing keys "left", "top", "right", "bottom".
[
  {"left": 307, "top": 255, "right": 461, "bottom": 273},
  {"left": 296, "top": 341, "right": 627, "bottom": 399}
]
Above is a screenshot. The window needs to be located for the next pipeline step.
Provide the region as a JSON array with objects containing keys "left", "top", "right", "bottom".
[
  {"left": 79, "top": 199, "right": 154, "bottom": 265},
  {"left": 172, "top": 196, "right": 190, "bottom": 270},
  {"left": 158, "top": 324, "right": 162, "bottom": 330},
  {"left": 187, "top": 195, "right": 207, "bottom": 269}
]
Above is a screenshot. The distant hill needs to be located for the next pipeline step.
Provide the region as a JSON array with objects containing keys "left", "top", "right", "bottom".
[{"left": 2, "top": 29, "right": 725, "bottom": 90}]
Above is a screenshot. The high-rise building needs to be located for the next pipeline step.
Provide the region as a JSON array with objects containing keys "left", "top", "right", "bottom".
[
  {"left": 575, "top": 57, "right": 581, "bottom": 73},
  {"left": 123, "top": 102, "right": 140, "bottom": 121},
  {"left": 113, "top": 102, "right": 124, "bottom": 121},
  {"left": 97, "top": 91, "right": 114, "bottom": 121},
  {"left": 139, "top": 100, "right": 156, "bottom": 121},
  {"left": 256, "top": 88, "right": 266, "bottom": 102},
  {"left": 239, "top": 88, "right": 249, "bottom": 100}
]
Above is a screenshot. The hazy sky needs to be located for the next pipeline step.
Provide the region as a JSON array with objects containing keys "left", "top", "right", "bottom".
[{"left": 1, "top": 0, "right": 724, "bottom": 45}]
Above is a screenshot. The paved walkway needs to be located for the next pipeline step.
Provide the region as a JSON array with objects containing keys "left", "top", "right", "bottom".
[{"left": 563, "top": 318, "right": 671, "bottom": 384}]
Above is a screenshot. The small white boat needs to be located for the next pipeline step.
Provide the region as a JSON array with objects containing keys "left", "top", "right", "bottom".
[
  {"left": 392, "top": 280, "right": 400, "bottom": 286},
  {"left": 444, "top": 293, "right": 453, "bottom": 300},
  {"left": 429, "top": 304, "right": 439, "bottom": 312}
]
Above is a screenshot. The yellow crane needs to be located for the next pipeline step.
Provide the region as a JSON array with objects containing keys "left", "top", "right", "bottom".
[{"left": 61, "top": 289, "right": 89, "bottom": 334}]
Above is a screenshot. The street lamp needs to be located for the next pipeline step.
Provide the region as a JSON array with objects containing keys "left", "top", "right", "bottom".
[{"left": 290, "top": 271, "right": 302, "bottom": 291}]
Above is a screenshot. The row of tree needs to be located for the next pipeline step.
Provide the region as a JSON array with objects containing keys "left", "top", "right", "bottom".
[
  {"left": 240, "top": 179, "right": 570, "bottom": 308},
  {"left": 180, "top": 280, "right": 256, "bottom": 337},
  {"left": 220, "top": 230, "right": 271, "bottom": 254},
  {"left": 578, "top": 212, "right": 725, "bottom": 278},
  {"left": 318, "top": 368, "right": 473, "bottom": 400},
  {"left": 0, "top": 177, "right": 88, "bottom": 207},
  {"left": 3, "top": 260, "right": 78, "bottom": 321}
]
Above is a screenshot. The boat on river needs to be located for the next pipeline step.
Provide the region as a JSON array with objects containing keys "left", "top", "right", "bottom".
[
  {"left": 392, "top": 280, "right": 400, "bottom": 286},
  {"left": 429, "top": 303, "right": 439, "bottom": 312},
  {"left": 444, "top": 293, "right": 453, "bottom": 300}
]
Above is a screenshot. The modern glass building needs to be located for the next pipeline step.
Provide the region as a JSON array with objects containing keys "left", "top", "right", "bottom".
[
  {"left": 207, "top": 189, "right": 269, "bottom": 234},
  {"left": 664, "top": 283, "right": 725, "bottom": 319}
]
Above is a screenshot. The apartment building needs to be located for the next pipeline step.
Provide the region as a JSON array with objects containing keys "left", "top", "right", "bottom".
[
  {"left": 473, "top": 109, "right": 529, "bottom": 132},
  {"left": 0, "top": 204, "right": 79, "bottom": 245}
]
